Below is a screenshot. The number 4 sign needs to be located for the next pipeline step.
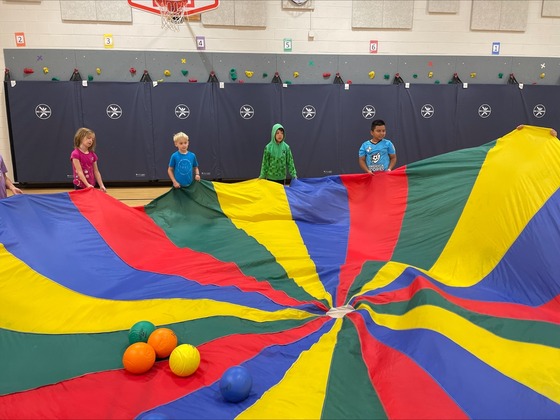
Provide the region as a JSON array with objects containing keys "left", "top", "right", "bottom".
[
  {"left": 370, "top": 40, "right": 378, "bottom": 54},
  {"left": 196, "top": 36, "right": 206, "bottom": 50},
  {"left": 15, "top": 32, "right": 26, "bottom": 47}
]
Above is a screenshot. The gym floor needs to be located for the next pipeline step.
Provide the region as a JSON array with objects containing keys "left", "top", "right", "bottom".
[{"left": 9, "top": 186, "right": 171, "bottom": 207}]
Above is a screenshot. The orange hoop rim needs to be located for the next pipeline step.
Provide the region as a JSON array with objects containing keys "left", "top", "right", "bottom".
[{"left": 154, "top": 0, "right": 189, "bottom": 13}]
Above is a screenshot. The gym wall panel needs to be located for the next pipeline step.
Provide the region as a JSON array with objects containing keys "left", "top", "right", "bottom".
[
  {"left": 214, "top": 83, "right": 282, "bottom": 179},
  {"left": 4, "top": 50, "right": 79, "bottom": 83},
  {"left": 201, "top": 0, "right": 265, "bottom": 27},
  {"left": 470, "top": 0, "right": 528, "bottom": 31},
  {"left": 338, "top": 85, "right": 399, "bottom": 174},
  {"left": 277, "top": 55, "right": 344, "bottom": 85},
  {"left": 233, "top": 0, "right": 266, "bottom": 27},
  {"left": 75, "top": 50, "right": 147, "bottom": 83},
  {"left": 80, "top": 82, "right": 155, "bottom": 181},
  {"left": 5, "top": 49, "right": 560, "bottom": 86},
  {"left": 280, "top": 85, "right": 341, "bottom": 178},
  {"left": 95, "top": 0, "right": 133, "bottom": 22},
  {"left": 144, "top": 51, "right": 213, "bottom": 84},
  {"left": 201, "top": 0, "right": 235, "bottom": 26},
  {"left": 60, "top": 0, "right": 132, "bottom": 22},
  {"left": 60, "top": 1, "right": 98, "bottom": 21},
  {"left": 455, "top": 85, "right": 525, "bottom": 150},
  {"left": 150, "top": 83, "right": 217, "bottom": 180},
  {"left": 397, "top": 84, "right": 458, "bottom": 164},
  {"left": 542, "top": 0, "right": 560, "bottom": 17},
  {"left": 427, "top": 0, "right": 459, "bottom": 14},
  {"left": 212, "top": 52, "right": 277, "bottom": 85},
  {"left": 352, "top": 0, "right": 414, "bottom": 29},
  {"left": 519, "top": 85, "right": 560, "bottom": 128},
  {"left": 454, "top": 57, "right": 514, "bottom": 85},
  {"left": 5, "top": 81, "right": 82, "bottom": 183},
  {"left": 337, "top": 56, "right": 398, "bottom": 87},
  {"left": 6, "top": 82, "right": 560, "bottom": 184}
]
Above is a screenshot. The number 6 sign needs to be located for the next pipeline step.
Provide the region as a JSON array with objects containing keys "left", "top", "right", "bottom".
[{"left": 370, "top": 40, "right": 378, "bottom": 54}]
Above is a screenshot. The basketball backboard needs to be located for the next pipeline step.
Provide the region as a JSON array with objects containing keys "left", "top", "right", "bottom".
[{"left": 128, "top": 0, "right": 219, "bottom": 16}]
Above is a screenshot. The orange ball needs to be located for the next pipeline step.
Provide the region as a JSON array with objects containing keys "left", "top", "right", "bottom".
[
  {"left": 147, "top": 327, "right": 178, "bottom": 358},
  {"left": 122, "top": 342, "right": 156, "bottom": 374}
]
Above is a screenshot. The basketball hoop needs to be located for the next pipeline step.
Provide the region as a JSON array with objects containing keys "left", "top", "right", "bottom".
[{"left": 155, "top": 0, "right": 189, "bottom": 31}]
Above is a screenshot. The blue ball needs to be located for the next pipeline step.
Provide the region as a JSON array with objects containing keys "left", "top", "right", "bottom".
[{"left": 219, "top": 366, "right": 253, "bottom": 403}]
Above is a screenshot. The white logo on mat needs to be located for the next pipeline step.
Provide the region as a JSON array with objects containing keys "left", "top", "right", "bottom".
[
  {"left": 175, "top": 104, "right": 190, "bottom": 119},
  {"left": 478, "top": 104, "right": 491, "bottom": 118},
  {"left": 362, "top": 105, "right": 376, "bottom": 119},
  {"left": 533, "top": 104, "right": 546, "bottom": 118},
  {"left": 35, "top": 104, "right": 52, "bottom": 120},
  {"left": 106, "top": 104, "right": 123, "bottom": 119},
  {"left": 302, "top": 105, "right": 316, "bottom": 120},
  {"left": 421, "top": 104, "right": 434, "bottom": 119},
  {"left": 240, "top": 104, "right": 254, "bottom": 119}
]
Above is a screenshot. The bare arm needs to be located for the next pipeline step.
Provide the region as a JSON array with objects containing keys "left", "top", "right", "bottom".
[
  {"left": 358, "top": 156, "right": 371, "bottom": 174},
  {"left": 92, "top": 162, "right": 106, "bottom": 192},
  {"left": 388, "top": 153, "right": 397, "bottom": 171},
  {"left": 168, "top": 167, "right": 180, "bottom": 188},
  {"left": 5, "top": 174, "right": 22, "bottom": 195}
]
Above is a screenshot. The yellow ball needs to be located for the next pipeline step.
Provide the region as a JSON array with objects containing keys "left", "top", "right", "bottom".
[{"left": 169, "top": 344, "right": 200, "bottom": 377}]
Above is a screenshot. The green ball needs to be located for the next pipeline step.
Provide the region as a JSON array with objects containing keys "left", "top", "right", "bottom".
[{"left": 128, "top": 321, "right": 156, "bottom": 344}]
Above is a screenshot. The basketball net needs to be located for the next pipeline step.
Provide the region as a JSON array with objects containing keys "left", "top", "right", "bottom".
[{"left": 155, "top": 0, "right": 189, "bottom": 31}]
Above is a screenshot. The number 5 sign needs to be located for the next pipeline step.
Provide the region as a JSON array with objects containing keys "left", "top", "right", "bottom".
[
  {"left": 284, "top": 38, "right": 292, "bottom": 52},
  {"left": 370, "top": 40, "right": 378, "bottom": 54}
]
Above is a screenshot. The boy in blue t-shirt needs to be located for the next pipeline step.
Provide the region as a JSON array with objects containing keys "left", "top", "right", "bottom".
[
  {"left": 167, "top": 132, "right": 201, "bottom": 188},
  {"left": 358, "top": 119, "right": 397, "bottom": 173}
]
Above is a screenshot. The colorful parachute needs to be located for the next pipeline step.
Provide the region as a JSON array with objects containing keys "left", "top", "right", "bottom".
[{"left": 1, "top": 126, "right": 559, "bottom": 419}]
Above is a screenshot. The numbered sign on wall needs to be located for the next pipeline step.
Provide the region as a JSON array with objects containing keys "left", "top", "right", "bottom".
[
  {"left": 284, "top": 38, "right": 292, "bottom": 52},
  {"left": 104, "top": 34, "right": 114, "bottom": 49},
  {"left": 15, "top": 32, "right": 26, "bottom": 47},
  {"left": 196, "top": 36, "right": 206, "bottom": 50}
]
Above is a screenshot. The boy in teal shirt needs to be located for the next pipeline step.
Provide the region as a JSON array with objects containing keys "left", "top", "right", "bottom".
[
  {"left": 259, "top": 123, "right": 297, "bottom": 184},
  {"left": 358, "top": 119, "right": 397, "bottom": 173}
]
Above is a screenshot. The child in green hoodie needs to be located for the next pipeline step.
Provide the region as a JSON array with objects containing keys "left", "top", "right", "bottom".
[{"left": 259, "top": 123, "right": 297, "bottom": 184}]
